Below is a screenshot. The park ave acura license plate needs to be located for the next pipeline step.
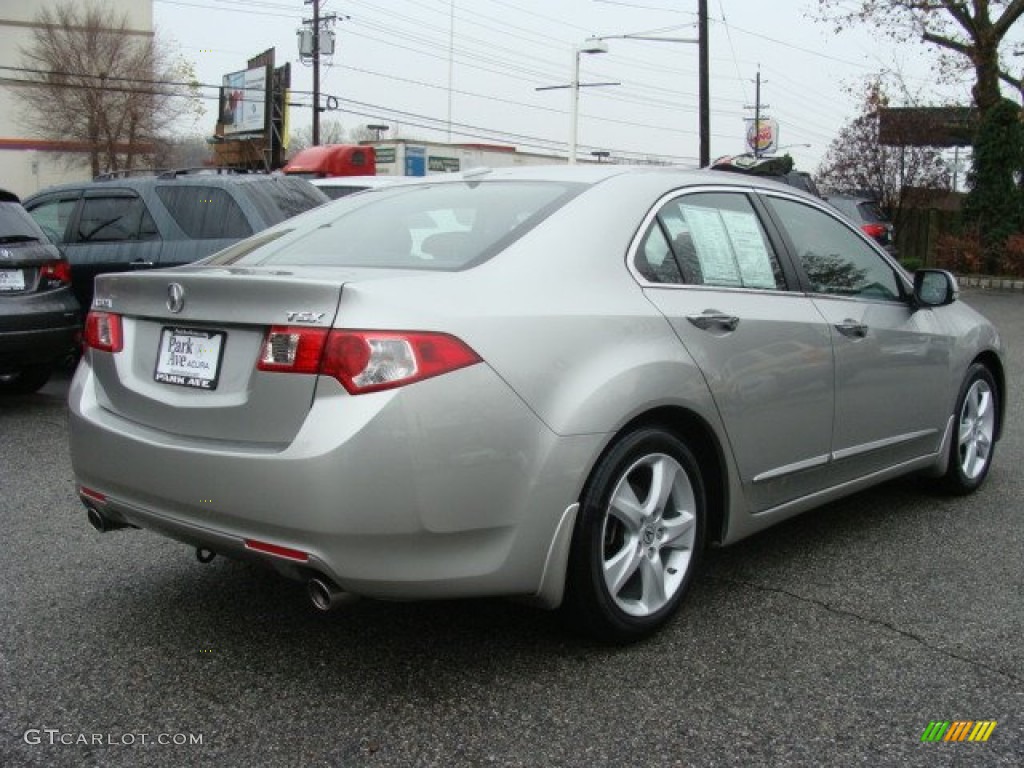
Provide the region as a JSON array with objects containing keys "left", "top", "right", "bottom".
[{"left": 154, "top": 327, "right": 226, "bottom": 390}]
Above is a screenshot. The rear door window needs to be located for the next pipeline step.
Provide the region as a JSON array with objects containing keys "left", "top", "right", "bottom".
[
  {"left": 636, "top": 192, "right": 786, "bottom": 290},
  {"left": 156, "top": 186, "right": 253, "bottom": 239},
  {"left": 73, "top": 193, "right": 159, "bottom": 243}
]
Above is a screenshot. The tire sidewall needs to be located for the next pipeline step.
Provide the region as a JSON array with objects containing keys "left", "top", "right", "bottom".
[
  {"left": 567, "top": 428, "right": 706, "bottom": 641},
  {"left": 945, "top": 363, "right": 998, "bottom": 494}
]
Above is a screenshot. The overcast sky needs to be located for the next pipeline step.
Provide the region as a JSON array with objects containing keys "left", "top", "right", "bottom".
[{"left": 151, "top": 0, "right": 1023, "bottom": 172}]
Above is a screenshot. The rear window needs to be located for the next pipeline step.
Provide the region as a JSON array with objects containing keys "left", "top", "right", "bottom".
[
  {"left": 856, "top": 201, "right": 887, "bottom": 223},
  {"left": 206, "top": 181, "right": 583, "bottom": 271},
  {"left": 156, "top": 186, "right": 252, "bottom": 239},
  {"left": 242, "top": 177, "right": 329, "bottom": 224},
  {"left": 0, "top": 202, "right": 48, "bottom": 242}
]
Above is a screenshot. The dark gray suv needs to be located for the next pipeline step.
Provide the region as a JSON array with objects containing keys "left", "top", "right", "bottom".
[{"left": 24, "top": 171, "right": 328, "bottom": 310}]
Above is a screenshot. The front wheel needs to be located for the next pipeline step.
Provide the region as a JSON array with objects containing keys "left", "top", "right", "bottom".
[
  {"left": 941, "top": 363, "right": 998, "bottom": 495},
  {"left": 564, "top": 428, "right": 705, "bottom": 643}
]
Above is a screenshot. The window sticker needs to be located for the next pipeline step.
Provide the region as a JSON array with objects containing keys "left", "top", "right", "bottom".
[
  {"left": 719, "top": 210, "right": 776, "bottom": 289},
  {"left": 679, "top": 204, "right": 776, "bottom": 289},
  {"left": 680, "top": 205, "right": 741, "bottom": 286}
]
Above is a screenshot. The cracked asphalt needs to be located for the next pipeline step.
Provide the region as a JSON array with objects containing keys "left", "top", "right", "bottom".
[{"left": 1, "top": 289, "right": 1021, "bottom": 767}]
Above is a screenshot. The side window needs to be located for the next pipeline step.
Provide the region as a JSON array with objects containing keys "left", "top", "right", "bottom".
[
  {"left": 639, "top": 192, "right": 785, "bottom": 289},
  {"left": 767, "top": 197, "right": 901, "bottom": 300},
  {"left": 74, "top": 194, "right": 159, "bottom": 243},
  {"left": 156, "top": 186, "right": 253, "bottom": 239},
  {"left": 27, "top": 197, "right": 78, "bottom": 243}
]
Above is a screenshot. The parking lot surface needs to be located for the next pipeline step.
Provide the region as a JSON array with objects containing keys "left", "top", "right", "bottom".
[{"left": 1, "top": 289, "right": 1021, "bottom": 768}]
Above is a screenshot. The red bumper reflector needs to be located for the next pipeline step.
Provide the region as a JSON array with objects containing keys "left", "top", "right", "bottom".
[
  {"left": 79, "top": 487, "right": 107, "bottom": 503},
  {"left": 244, "top": 539, "right": 310, "bottom": 562}
]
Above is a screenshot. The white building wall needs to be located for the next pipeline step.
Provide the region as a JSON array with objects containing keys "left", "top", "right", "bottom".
[{"left": 0, "top": 0, "right": 153, "bottom": 198}]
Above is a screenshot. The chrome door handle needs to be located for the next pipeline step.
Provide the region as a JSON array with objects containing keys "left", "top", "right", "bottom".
[
  {"left": 835, "top": 319, "right": 868, "bottom": 338},
  {"left": 686, "top": 311, "right": 740, "bottom": 332}
]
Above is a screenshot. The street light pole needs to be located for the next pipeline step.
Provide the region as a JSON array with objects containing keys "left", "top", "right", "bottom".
[
  {"left": 569, "top": 39, "right": 609, "bottom": 164},
  {"left": 536, "top": 38, "right": 614, "bottom": 165},
  {"left": 569, "top": 47, "right": 582, "bottom": 165}
]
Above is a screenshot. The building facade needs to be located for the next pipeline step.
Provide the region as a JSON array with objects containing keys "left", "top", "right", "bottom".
[{"left": 0, "top": 0, "right": 153, "bottom": 198}]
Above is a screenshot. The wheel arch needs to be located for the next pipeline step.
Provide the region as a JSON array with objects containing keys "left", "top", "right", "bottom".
[{"left": 592, "top": 406, "right": 730, "bottom": 547}]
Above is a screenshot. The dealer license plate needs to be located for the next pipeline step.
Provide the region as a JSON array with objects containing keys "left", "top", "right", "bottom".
[
  {"left": 154, "top": 327, "right": 226, "bottom": 390},
  {"left": 0, "top": 269, "right": 26, "bottom": 291}
]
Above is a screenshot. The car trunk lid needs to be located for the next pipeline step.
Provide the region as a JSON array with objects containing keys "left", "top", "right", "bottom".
[{"left": 87, "top": 266, "right": 347, "bottom": 445}]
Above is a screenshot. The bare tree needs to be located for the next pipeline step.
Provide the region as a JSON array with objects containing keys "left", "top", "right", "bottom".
[
  {"left": 16, "top": 1, "right": 202, "bottom": 176},
  {"left": 816, "top": 1, "right": 1024, "bottom": 113},
  {"left": 817, "top": 80, "right": 949, "bottom": 222},
  {"left": 287, "top": 120, "right": 405, "bottom": 156},
  {"left": 288, "top": 119, "right": 352, "bottom": 156}
]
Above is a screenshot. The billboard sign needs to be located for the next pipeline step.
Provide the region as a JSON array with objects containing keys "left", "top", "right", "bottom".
[
  {"left": 878, "top": 107, "right": 976, "bottom": 147},
  {"left": 220, "top": 67, "right": 267, "bottom": 135},
  {"left": 745, "top": 118, "right": 779, "bottom": 154}
]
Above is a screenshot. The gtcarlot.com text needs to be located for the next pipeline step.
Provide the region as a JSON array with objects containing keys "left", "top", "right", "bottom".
[{"left": 24, "top": 729, "right": 203, "bottom": 746}]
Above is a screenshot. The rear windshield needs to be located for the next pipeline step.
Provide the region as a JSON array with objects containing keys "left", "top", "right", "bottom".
[
  {"left": 205, "top": 180, "right": 584, "bottom": 271},
  {"left": 856, "top": 201, "right": 888, "bottom": 223},
  {"left": 0, "top": 202, "right": 47, "bottom": 243},
  {"left": 243, "top": 177, "right": 329, "bottom": 224}
]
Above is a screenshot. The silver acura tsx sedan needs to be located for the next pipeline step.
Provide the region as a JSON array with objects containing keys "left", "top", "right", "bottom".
[{"left": 69, "top": 165, "right": 1004, "bottom": 642}]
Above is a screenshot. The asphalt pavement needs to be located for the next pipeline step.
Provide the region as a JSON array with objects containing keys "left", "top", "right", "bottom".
[{"left": 1, "top": 289, "right": 1021, "bottom": 768}]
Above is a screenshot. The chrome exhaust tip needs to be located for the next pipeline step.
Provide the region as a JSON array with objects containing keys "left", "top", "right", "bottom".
[
  {"left": 307, "top": 576, "right": 355, "bottom": 612},
  {"left": 86, "top": 506, "right": 108, "bottom": 532},
  {"left": 85, "top": 505, "right": 131, "bottom": 533}
]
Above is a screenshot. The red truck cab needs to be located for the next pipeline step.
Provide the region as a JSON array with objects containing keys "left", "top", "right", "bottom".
[{"left": 283, "top": 144, "right": 376, "bottom": 178}]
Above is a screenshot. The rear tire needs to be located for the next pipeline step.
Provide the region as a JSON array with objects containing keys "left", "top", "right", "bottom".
[
  {"left": 0, "top": 365, "right": 51, "bottom": 395},
  {"left": 940, "top": 363, "right": 998, "bottom": 495},
  {"left": 564, "top": 428, "right": 705, "bottom": 643}
]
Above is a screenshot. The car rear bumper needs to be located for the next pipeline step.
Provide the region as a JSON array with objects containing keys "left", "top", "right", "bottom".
[
  {"left": 0, "top": 324, "right": 81, "bottom": 371},
  {"left": 69, "top": 360, "right": 604, "bottom": 601},
  {"left": 0, "top": 289, "right": 81, "bottom": 370}
]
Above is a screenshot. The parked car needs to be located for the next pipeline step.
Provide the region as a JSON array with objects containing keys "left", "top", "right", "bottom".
[
  {"left": 0, "top": 189, "right": 80, "bottom": 394},
  {"left": 23, "top": 170, "right": 329, "bottom": 311},
  {"left": 826, "top": 194, "right": 897, "bottom": 255},
  {"left": 69, "top": 166, "right": 1004, "bottom": 642},
  {"left": 310, "top": 175, "right": 410, "bottom": 200},
  {"left": 708, "top": 153, "right": 822, "bottom": 197}
]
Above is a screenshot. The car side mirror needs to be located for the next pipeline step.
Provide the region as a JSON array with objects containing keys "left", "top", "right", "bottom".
[{"left": 913, "top": 269, "right": 958, "bottom": 308}]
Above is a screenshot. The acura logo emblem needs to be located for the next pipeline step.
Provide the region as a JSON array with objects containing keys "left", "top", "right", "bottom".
[{"left": 167, "top": 283, "right": 185, "bottom": 314}]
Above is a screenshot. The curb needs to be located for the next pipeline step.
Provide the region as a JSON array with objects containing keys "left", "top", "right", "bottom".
[{"left": 956, "top": 275, "right": 1024, "bottom": 292}]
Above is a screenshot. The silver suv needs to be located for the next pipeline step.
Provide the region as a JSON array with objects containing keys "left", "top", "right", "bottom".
[{"left": 23, "top": 170, "right": 328, "bottom": 310}]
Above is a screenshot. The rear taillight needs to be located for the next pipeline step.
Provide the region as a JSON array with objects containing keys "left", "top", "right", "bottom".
[
  {"left": 84, "top": 311, "right": 123, "bottom": 353},
  {"left": 257, "top": 327, "right": 481, "bottom": 394},
  {"left": 323, "top": 330, "right": 481, "bottom": 394},
  {"left": 39, "top": 260, "right": 72, "bottom": 286},
  {"left": 861, "top": 223, "right": 887, "bottom": 240}
]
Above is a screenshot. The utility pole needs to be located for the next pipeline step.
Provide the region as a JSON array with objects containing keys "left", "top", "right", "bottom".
[
  {"left": 744, "top": 68, "right": 770, "bottom": 158},
  {"left": 698, "top": 0, "right": 709, "bottom": 166},
  {"left": 301, "top": 1, "right": 338, "bottom": 146},
  {"left": 308, "top": 0, "right": 320, "bottom": 146}
]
